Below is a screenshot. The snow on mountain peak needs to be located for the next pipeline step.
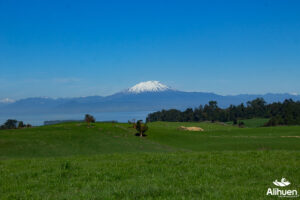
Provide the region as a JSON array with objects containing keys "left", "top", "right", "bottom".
[
  {"left": 0, "top": 98, "right": 15, "bottom": 103},
  {"left": 128, "top": 81, "right": 171, "bottom": 93}
]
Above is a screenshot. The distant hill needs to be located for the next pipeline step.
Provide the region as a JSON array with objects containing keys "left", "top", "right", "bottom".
[{"left": 0, "top": 81, "right": 299, "bottom": 114}]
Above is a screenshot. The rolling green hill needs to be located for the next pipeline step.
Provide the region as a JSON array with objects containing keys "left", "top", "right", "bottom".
[
  {"left": 147, "top": 121, "right": 300, "bottom": 151},
  {"left": 0, "top": 123, "right": 173, "bottom": 159},
  {"left": 0, "top": 122, "right": 300, "bottom": 199}
]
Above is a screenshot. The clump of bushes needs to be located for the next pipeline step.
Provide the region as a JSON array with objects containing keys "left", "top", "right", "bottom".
[
  {"left": 85, "top": 114, "right": 96, "bottom": 127},
  {"left": 136, "top": 120, "right": 148, "bottom": 137},
  {"left": 238, "top": 121, "right": 245, "bottom": 128},
  {"left": 0, "top": 119, "right": 32, "bottom": 130}
]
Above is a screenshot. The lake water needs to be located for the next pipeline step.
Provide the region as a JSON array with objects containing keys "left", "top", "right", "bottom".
[{"left": 0, "top": 111, "right": 152, "bottom": 126}]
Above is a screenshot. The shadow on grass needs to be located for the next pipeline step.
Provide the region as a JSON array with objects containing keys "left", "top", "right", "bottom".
[{"left": 134, "top": 133, "right": 148, "bottom": 137}]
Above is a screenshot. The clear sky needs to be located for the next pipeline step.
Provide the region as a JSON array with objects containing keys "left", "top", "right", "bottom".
[{"left": 0, "top": 0, "right": 300, "bottom": 100}]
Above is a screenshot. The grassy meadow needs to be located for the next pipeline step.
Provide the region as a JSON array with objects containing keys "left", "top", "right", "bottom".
[{"left": 0, "top": 121, "right": 300, "bottom": 199}]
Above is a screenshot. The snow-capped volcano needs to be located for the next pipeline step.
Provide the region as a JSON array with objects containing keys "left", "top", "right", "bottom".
[
  {"left": 128, "top": 81, "right": 171, "bottom": 93},
  {"left": 1, "top": 81, "right": 300, "bottom": 115}
]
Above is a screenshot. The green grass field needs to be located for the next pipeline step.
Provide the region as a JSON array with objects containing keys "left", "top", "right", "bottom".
[{"left": 0, "top": 121, "right": 300, "bottom": 199}]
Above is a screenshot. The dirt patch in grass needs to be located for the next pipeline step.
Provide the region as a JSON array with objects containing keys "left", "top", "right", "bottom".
[
  {"left": 281, "top": 136, "right": 300, "bottom": 138},
  {"left": 179, "top": 126, "right": 204, "bottom": 132}
]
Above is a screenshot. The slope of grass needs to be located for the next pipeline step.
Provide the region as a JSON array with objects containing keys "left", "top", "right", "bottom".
[
  {"left": 0, "top": 122, "right": 174, "bottom": 159},
  {"left": 147, "top": 122, "right": 300, "bottom": 151},
  {"left": 0, "top": 121, "right": 300, "bottom": 199},
  {"left": 1, "top": 122, "right": 300, "bottom": 159},
  {"left": 1, "top": 151, "right": 299, "bottom": 200}
]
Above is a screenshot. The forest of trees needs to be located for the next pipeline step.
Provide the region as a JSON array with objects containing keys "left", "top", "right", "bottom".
[{"left": 146, "top": 98, "right": 300, "bottom": 126}]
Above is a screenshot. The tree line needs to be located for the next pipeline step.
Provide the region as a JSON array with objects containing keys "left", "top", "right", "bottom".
[
  {"left": 0, "top": 119, "right": 32, "bottom": 130},
  {"left": 146, "top": 98, "right": 300, "bottom": 126}
]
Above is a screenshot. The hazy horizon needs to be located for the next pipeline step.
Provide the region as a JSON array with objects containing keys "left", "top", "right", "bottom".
[{"left": 0, "top": 79, "right": 299, "bottom": 102}]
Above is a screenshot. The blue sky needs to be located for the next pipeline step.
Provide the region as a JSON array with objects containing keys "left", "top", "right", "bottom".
[{"left": 0, "top": 0, "right": 300, "bottom": 99}]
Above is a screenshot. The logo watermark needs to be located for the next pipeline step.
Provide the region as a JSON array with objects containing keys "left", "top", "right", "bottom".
[
  {"left": 266, "top": 178, "right": 298, "bottom": 198},
  {"left": 273, "top": 178, "right": 291, "bottom": 187}
]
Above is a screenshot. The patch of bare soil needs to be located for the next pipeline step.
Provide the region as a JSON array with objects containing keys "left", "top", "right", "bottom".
[
  {"left": 281, "top": 136, "right": 300, "bottom": 138},
  {"left": 216, "top": 122, "right": 229, "bottom": 126},
  {"left": 179, "top": 126, "right": 204, "bottom": 132}
]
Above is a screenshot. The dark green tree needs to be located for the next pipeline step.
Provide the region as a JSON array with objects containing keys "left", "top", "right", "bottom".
[
  {"left": 85, "top": 114, "right": 95, "bottom": 127},
  {"left": 136, "top": 120, "right": 148, "bottom": 137},
  {"left": 18, "top": 121, "right": 25, "bottom": 128},
  {"left": 1, "top": 119, "right": 18, "bottom": 129}
]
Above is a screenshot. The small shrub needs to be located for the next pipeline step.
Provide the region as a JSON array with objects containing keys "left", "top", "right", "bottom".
[
  {"left": 136, "top": 120, "right": 148, "bottom": 137},
  {"left": 238, "top": 121, "right": 245, "bottom": 128},
  {"left": 61, "top": 161, "right": 71, "bottom": 170},
  {"left": 85, "top": 114, "right": 96, "bottom": 127}
]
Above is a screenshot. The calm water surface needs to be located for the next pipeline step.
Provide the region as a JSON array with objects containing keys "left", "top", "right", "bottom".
[{"left": 0, "top": 111, "right": 152, "bottom": 126}]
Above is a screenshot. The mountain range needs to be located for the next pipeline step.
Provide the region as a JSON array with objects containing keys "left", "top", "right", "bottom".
[{"left": 1, "top": 81, "right": 300, "bottom": 114}]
